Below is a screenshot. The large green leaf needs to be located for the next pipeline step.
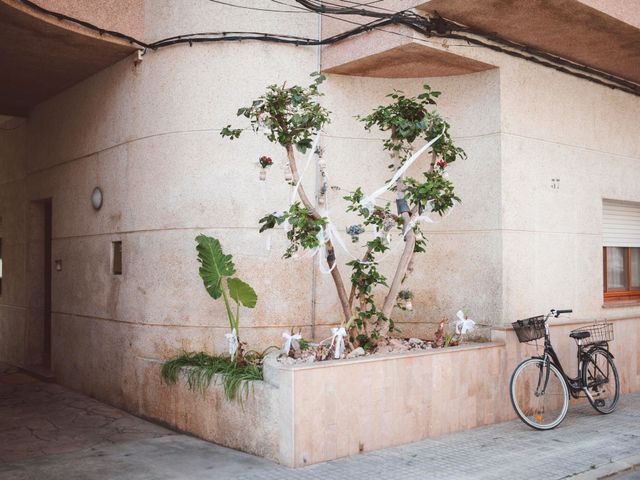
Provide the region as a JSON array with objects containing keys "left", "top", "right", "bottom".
[
  {"left": 195, "top": 235, "right": 236, "bottom": 299},
  {"left": 227, "top": 278, "right": 257, "bottom": 309}
]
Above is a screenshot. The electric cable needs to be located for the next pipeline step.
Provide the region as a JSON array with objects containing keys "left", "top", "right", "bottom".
[
  {"left": 207, "top": 0, "right": 310, "bottom": 14},
  {"left": 14, "top": 0, "right": 640, "bottom": 97},
  {"left": 294, "top": 0, "right": 640, "bottom": 96},
  {"left": 18, "top": 0, "right": 149, "bottom": 48}
]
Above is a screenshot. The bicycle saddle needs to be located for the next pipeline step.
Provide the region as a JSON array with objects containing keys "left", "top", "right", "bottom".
[{"left": 570, "top": 331, "right": 590, "bottom": 339}]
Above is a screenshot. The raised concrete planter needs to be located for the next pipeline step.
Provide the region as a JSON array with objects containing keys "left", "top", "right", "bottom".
[{"left": 136, "top": 342, "right": 510, "bottom": 467}]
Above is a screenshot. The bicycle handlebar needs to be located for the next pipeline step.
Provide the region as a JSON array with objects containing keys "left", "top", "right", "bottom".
[{"left": 550, "top": 308, "right": 573, "bottom": 318}]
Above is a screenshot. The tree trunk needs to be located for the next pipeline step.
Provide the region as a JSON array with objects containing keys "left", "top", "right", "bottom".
[
  {"left": 378, "top": 145, "right": 438, "bottom": 334},
  {"left": 378, "top": 145, "right": 415, "bottom": 335},
  {"left": 286, "top": 145, "right": 352, "bottom": 323}
]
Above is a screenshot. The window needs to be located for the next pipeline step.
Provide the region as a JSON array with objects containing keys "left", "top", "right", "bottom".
[
  {"left": 603, "top": 200, "right": 640, "bottom": 302},
  {"left": 112, "top": 241, "right": 122, "bottom": 275},
  {"left": 604, "top": 247, "right": 640, "bottom": 300}
]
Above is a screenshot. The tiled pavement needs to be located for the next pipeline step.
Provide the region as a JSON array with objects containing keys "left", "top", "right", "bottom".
[{"left": 1, "top": 363, "right": 639, "bottom": 480}]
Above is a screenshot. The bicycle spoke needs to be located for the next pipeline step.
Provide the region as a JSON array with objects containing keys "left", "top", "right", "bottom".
[
  {"left": 582, "top": 349, "right": 619, "bottom": 414},
  {"left": 511, "top": 358, "right": 569, "bottom": 430}
]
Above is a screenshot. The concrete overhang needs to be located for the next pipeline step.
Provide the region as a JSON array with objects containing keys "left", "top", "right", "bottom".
[
  {"left": 417, "top": 0, "right": 640, "bottom": 84},
  {"left": 322, "top": 24, "right": 497, "bottom": 77},
  {"left": 0, "top": 0, "right": 140, "bottom": 116}
]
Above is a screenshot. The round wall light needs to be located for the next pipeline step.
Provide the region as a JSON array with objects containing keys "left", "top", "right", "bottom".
[{"left": 91, "top": 187, "right": 103, "bottom": 210}]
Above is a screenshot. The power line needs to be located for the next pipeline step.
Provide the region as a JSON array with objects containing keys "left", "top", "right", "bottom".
[
  {"left": 207, "top": 0, "right": 310, "bottom": 14},
  {"left": 293, "top": 0, "right": 640, "bottom": 96},
  {"left": 14, "top": 0, "right": 640, "bottom": 97},
  {"left": 270, "top": 0, "right": 465, "bottom": 49},
  {"left": 18, "top": 0, "right": 148, "bottom": 48}
]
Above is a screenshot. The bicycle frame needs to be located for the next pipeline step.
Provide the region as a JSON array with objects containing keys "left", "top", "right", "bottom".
[{"left": 532, "top": 313, "right": 612, "bottom": 400}]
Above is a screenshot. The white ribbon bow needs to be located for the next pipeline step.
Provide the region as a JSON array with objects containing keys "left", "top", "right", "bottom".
[
  {"left": 225, "top": 329, "right": 239, "bottom": 360},
  {"left": 456, "top": 310, "right": 476, "bottom": 335},
  {"left": 330, "top": 327, "right": 347, "bottom": 359},
  {"left": 282, "top": 331, "right": 302, "bottom": 355}
]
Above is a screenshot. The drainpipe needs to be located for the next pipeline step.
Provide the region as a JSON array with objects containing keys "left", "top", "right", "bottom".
[{"left": 310, "top": 10, "right": 322, "bottom": 340}]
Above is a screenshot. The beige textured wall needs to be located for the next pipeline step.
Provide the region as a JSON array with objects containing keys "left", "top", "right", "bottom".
[
  {"left": 1, "top": 0, "right": 639, "bottom": 429},
  {"left": 316, "top": 69, "right": 501, "bottom": 339},
  {"left": 0, "top": 0, "right": 319, "bottom": 406},
  {"left": 372, "top": 31, "right": 640, "bottom": 327},
  {"left": 0, "top": 120, "right": 27, "bottom": 365},
  {"left": 498, "top": 51, "right": 640, "bottom": 324}
]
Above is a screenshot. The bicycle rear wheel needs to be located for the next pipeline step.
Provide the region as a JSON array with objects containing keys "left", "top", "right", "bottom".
[
  {"left": 510, "top": 358, "right": 569, "bottom": 430},
  {"left": 582, "top": 348, "right": 619, "bottom": 414}
]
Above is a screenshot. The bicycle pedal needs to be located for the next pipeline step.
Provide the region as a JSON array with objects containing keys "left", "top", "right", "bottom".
[{"left": 595, "top": 399, "right": 605, "bottom": 407}]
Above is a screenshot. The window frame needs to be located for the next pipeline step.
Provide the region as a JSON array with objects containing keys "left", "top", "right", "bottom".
[{"left": 603, "top": 246, "right": 640, "bottom": 301}]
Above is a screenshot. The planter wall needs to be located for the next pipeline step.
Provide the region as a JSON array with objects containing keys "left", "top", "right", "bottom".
[
  {"left": 271, "top": 342, "right": 509, "bottom": 467},
  {"left": 136, "top": 358, "right": 281, "bottom": 462},
  {"left": 135, "top": 342, "right": 509, "bottom": 467},
  {"left": 133, "top": 316, "right": 640, "bottom": 468}
]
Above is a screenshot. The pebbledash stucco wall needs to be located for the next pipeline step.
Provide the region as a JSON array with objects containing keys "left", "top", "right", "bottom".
[{"left": 0, "top": 0, "right": 640, "bottom": 454}]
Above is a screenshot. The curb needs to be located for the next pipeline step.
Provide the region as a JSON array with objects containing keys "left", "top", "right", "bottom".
[{"left": 570, "top": 453, "right": 640, "bottom": 480}]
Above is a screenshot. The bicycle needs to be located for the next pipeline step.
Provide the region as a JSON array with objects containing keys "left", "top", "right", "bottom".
[{"left": 509, "top": 308, "right": 620, "bottom": 430}]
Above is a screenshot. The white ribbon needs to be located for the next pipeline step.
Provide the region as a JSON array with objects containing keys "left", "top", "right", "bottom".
[
  {"left": 263, "top": 131, "right": 453, "bottom": 273},
  {"left": 282, "top": 331, "right": 302, "bottom": 355},
  {"left": 360, "top": 130, "right": 445, "bottom": 212},
  {"left": 225, "top": 329, "right": 238, "bottom": 360},
  {"left": 330, "top": 327, "right": 347, "bottom": 359},
  {"left": 456, "top": 310, "right": 476, "bottom": 335},
  {"left": 405, "top": 213, "right": 435, "bottom": 234}
]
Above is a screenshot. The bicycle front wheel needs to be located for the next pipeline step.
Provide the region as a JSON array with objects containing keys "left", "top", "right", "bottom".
[
  {"left": 510, "top": 358, "right": 569, "bottom": 430},
  {"left": 582, "top": 348, "right": 619, "bottom": 414}
]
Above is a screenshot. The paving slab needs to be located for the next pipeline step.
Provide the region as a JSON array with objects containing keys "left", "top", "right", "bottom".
[{"left": 1, "top": 364, "right": 639, "bottom": 479}]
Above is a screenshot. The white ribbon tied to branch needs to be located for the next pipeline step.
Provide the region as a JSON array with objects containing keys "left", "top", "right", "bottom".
[
  {"left": 282, "top": 331, "right": 302, "bottom": 355},
  {"left": 225, "top": 329, "right": 239, "bottom": 360},
  {"left": 455, "top": 310, "right": 476, "bottom": 335},
  {"left": 330, "top": 327, "right": 347, "bottom": 359},
  {"left": 360, "top": 129, "right": 445, "bottom": 213}
]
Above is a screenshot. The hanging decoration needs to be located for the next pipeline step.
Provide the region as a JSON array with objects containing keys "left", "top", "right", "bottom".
[
  {"left": 397, "top": 289, "right": 414, "bottom": 311},
  {"left": 258, "top": 155, "right": 273, "bottom": 181},
  {"left": 225, "top": 328, "right": 239, "bottom": 360},
  {"left": 330, "top": 327, "right": 347, "bottom": 359},
  {"left": 455, "top": 310, "right": 476, "bottom": 335},
  {"left": 346, "top": 224, "right": 365, "bottom": 243},
  {"left": 282, "top": 330, "right": 302, "bottom": 355}
]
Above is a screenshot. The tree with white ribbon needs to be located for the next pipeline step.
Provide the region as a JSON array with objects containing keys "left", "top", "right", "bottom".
[{"left": 221, "top": 75, "right": 465, "bottom": 354}]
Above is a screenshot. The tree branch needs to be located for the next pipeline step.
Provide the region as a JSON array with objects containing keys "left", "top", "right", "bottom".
[{"left": 286, "top": 145, "right": 352, "bottom": 323}]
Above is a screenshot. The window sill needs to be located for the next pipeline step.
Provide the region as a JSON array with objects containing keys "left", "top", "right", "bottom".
[{"left": 602, "top": 300, "right": 640, "bottom": 309}]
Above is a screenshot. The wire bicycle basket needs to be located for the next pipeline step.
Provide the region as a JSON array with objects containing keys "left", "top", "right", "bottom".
[
  {"left": 511, "top": 315, "right": 546, "bottom": 343},
  {"left": 570, "top": 323, "right": 614, "bottom": 345}
]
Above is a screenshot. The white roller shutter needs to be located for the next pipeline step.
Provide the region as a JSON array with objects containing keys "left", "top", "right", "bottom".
[{"left": 603, "top": 199, "right": 640, "bottom": 247}]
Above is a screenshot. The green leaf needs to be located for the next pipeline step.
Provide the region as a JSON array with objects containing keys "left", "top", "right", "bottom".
[
  {"left": 227, "top": 278, "right": 258, "bottom": 309},
  {"left": 195, "top": 235, "right": 236, "bottom": 299}
]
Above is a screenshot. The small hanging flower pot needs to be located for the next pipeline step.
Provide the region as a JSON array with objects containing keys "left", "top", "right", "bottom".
[
  {"left": 258, "top": 156, "right": 273, "bottom": 181},
  {"left": 397, "top": 289, "right": 414, "bottom": 311},
  {"left": 346, "top": 224, "right": 365, "bottom": 243}
]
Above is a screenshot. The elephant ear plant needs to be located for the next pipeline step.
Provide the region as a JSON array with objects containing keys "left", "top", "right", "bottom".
[
  {"left": 160, "top": 235, "right": 263, "bottom": 401},
  {"left": 195, "top": 234, "right": 257, "bottom": 361}
]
